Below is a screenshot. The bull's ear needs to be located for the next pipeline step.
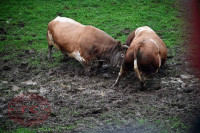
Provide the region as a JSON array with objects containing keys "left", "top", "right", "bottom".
[{"left": 117, "top": 41, "right": 121, "bottom": 46}]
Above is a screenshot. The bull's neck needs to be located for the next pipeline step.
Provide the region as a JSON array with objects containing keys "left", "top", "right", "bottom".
[
  {"left": 107, "top": 44, "right": 125, "bottom": 67},
  {"left": 96, "top": 40, "right": 124, "bottom": 67}
]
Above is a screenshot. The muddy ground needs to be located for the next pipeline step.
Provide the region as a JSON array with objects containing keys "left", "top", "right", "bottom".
[{"left": 0, "top": 43, "right": 200, "bottom": 132}]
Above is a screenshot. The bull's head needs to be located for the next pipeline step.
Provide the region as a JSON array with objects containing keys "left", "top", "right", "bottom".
[{"left": 110, "top": 41, "right": 129, "bottom": 68}]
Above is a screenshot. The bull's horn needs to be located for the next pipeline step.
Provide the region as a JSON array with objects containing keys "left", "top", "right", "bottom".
[{"left": 121, "top": 44, "right": 129, "bottom": 49}]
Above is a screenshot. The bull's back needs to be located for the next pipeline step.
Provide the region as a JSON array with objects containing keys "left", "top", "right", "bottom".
[
  {"left": 78, "top": 25, "right": 118, "bottom": 56},
  {"left": 47, "top": 17, "right": 84, "bottom": 53},
  {"left": 134, "top": 31, "right": 167, "bottom": 64},
  {"left": 126, "top": 31, "right": 167, "bottom": 73},
  {"left": 147, "top": 32, "right": 167, "bottom": 65},
  {"left": 80, "top": 25, "right": 116, "bottom": 45}
]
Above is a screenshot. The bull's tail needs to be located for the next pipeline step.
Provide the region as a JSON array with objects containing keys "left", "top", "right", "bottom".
[
  {"left": 47, "top": 30, "right": 54, "bottom": 61},
  {"left": 156, "top": 54, "right": 161, "bottom": 73},
  {"left": 134, "top": 46, "right": 143, "bottom": 82}
]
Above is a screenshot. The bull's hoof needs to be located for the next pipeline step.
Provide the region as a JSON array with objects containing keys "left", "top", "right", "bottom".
[
  {"left": 140, "top": 81, "right": 145, "bottom": 86},
  {"left": 140, "top": 85, "right": 146, "bottom": 91},
  {"left": 140, "top": 81, "right": 146, "bottom": 91}
]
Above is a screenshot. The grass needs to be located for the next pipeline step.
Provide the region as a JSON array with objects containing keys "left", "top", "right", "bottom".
[
  {"left": 153, "top": 116, "right": 188, "bottom": 133},
  {"left": 0, "top": 126, "right": 76, "bottom": 133},
  {"left": 0, "top": 127, "right": 37, "bottom": 133},
  {"left": 134, "top": 116, "right": 188, "bottom": 133},
  {"left": 0, "top": 0, "right": 186, "bottom": 67}
]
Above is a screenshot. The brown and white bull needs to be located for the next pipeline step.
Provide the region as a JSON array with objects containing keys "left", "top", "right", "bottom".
[
  {"left": 113, "top": 26, "right": 167, "bottom": 87},
  {"left": 47, "top": 16, "right": 127, "bottom": 68}
]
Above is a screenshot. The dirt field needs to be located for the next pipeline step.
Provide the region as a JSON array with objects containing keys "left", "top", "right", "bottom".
[{"left": 0, "top": 41, "right": 200, "bottom": 132}]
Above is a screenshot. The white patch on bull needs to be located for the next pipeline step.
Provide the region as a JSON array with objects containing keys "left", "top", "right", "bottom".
[
  {"left": 135, "top": 26, "right": 155, "bottom": 37},
  {"left": 158, "top": 54, "right": 161, "bottom": 68},
  {"left": 134, "top": 59, "right": 138, "bottom": 70},
  {"left": 54, "top": 16, "right": 80, "bottom": 24},
  {"left": 134, "top": 59, "right": 142, "bottom": 81},
  {"left": 69, "top": 51, "right": 85, "bottom": 63},
  {"left": 150, "top": 39, "right": 159, "bottom": 50}
]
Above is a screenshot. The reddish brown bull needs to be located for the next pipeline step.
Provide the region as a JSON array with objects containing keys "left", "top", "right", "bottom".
[
  {"left": 113, "top": 26, "right": 167, "bottom": 87},
  {"left": 47, "top": 16, "right": 127, "bottom": 68}
]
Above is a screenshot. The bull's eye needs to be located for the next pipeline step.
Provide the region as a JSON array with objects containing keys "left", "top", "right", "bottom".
[{"left": 121, "top": 54, "right": 124, "bottom": 57}]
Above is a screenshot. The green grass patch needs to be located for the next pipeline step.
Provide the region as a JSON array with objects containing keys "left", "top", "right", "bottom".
[
  {"left": 0, "top": 127, "right": 37, "bottom": 133},
  {"left": 153, "top": 116, "right": 189, "bottom": 133},
  {"left": 1, "top": 125, "right": 77, "bottom": 133},
  {"left": 137, "top": 118, "right": 148, "bottom": 125},
  {"left": 167, "top": 117, "right": 188, "bottom": 131},
  {"left": 38, "top": 125, "right": 76, "bottom": 132}
]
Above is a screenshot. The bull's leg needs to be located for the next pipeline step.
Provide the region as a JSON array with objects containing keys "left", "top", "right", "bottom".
[
  {"left": 112, "top": 66, "right": 124, "bottom": 88},
  {"left": 140, "top": 81, "right": 146, "bottom": 90},
  {"left": 47, "top": 30, "right": 54, "bottom": 61},
  {"left": 48, "top": 45, "right": 53, "bottom": 61},
  {"left": 136, "top": 71, "right": 146, "bottom": 90},
  {"left": 93, "top": 60, "right": 104, "bottom": 75}
]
